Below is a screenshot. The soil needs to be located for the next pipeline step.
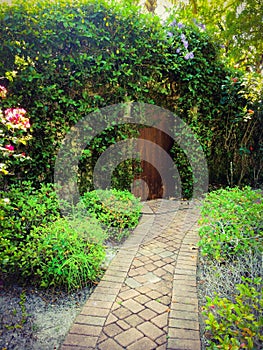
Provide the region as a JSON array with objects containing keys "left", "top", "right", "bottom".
[{"left": 0, "top": 247, "right": 118, "bottom": 350}]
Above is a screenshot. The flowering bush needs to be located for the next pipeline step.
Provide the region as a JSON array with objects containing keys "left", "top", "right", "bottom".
[{"left": 0, "top": 84, "right": 31, "bottom": 177}]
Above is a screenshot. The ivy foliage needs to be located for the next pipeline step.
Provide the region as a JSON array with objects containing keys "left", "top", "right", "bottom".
[{"left": 0, "top": 0, "right": 261, "bottom": 194}]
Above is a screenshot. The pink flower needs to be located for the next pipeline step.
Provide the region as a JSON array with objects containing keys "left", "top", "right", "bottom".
[
  {"left": 4, "top": 108, "right": 30, "bottom": 129},
  {"left": 0, "top": 85, "right": 7, "bottom": 99},
  {"left": 5, "top": 144, "right": 15, "bottom": 151}
]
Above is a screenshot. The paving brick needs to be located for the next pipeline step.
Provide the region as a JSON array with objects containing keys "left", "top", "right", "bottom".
[
  {"left": 150, "top": 254, "right": 162, "bottom": 261},
  {"left": 149, "top": 282, "right": 170, "bottom": 295},
  {"left": 159, "top": 251, "right": 175, "bottom": 258},
  {"left": 174, "top": 268, "right": 196, "bottom": 276},
  {"left": 113, "top": 307, "right": 132, "bottom": 319},
  {"left": 163, "top": 264, "right": 175, "bottom": 273},
  {"left": 98, "top": 338, "right": 124, "bottom": 350},
  {"left": 136, "top": 285, "right": 152, "bottom": 294},
  {"left": 128, "top": 268, "right": 140, "bottom": 277},
  {"left": 163, "top": 257, "right": 175, "bottom": 264},
  {"left": 89, "top": 293, "right": 116, "bottom": 303},
  {"left": 167, "top": 338, "right": 201, "bottom": 350},
  {"left": 112, "top": 302, "right": 121, "bottom": 311},
  {"left": 147, "top": 290, "right": 163, "bottom": 299},
  {"left": 158, "top": 295, "right": 171, "bottom": 306},
  {"left": 169, "top": 328, "right": 200, "bottom": 340},
  {"left": 122, "top": 299, "right": 145, "bottom": 313},
  {"left": 102, "top": 275, "right": 126, "bottom": 283},
  {"left": 132, "top": 258, "right": 145, "bottom": 268},
  {"left": 171, "top": 302, "right": 198, "bottom": 313},
  {"left": 138, "top": 321, "right": 165, "bottom": 340},
  {"left": 156, "top": 334, "right": 167, "bottom": 345},
  {"left": 155, "top": 344, "right": 167, "bottom": 350},
  {"left": 169, "top": 309, "right": 199, "bottom": 321},
  {"left": 105, "top": 313, "right": 118, "bottom": 325},
  {"left": 144, "top": 272, "right": 162, "bottom": 284},
  {"left": 162, "top": 273, "right": 174, "bottom": 282},
  {"left": 173, "top": 275, "right": 197, "bottom": 285},
  {"left": 110, "top": 260, "right": 132, "bottom": 268},
  {"left": 104, "top": 269, "right": 127, "bottom": 277},
  {"left": 114, "top": 328, "right": 144, "bottom": 347},
  {"left": 154, "top": 260, "right": 166, "bottom": 267},
  {"left": 70, "top": 324, "right": 101, "bottom": 336},
  {"left": 94, "top": 286, "right": 120, "bottom": 295},
  {"left": 116, "top": 319, "right": 130, "bottom": 330},
  {"left": 151, "top": 312, "right": 168, "bottom": 329},
  {"left": 103, "top": 323, "right": 123, "bottom": 337},
  {"left": 63, "top": 334, "right": 98, "bottom": 347},
  {"left": 119, "top": 288, "right": 140, "bottom": 300},
  {"left": 125, "top": 277, "right": 142, "bottom": 289},
  {"left": 145, "top": 300, "right": 168, "bottom": 314},
  {"left": 138, "top": 256, "right": 152, "bottom": 263},
  {"left": 80, "top": 307, "right": 110, "bottom": 317},
  {"left": 175, "top": 284, "right": 197, "bottom": 294},
  {"left": 172, "top": 296, "right": 198, "bottom": 306},
  {"left": 83, "top": 300, "right": 113, "bottom": 310},
  {"left": 169, "top": 318, "right": 199, "bottom": 330},
  {"left": 125, "top": 314, "right": 144, "bottom": 327},
  {"left": 134, "top": 294, "right": 151, "bottom": 305},
  {"left": 138, "top": 308, "right": 158, "bottom": 321},
  {"left": 154, "top": 268, "right": 168, "bottom": 277},
  {"left": 75, "top": 315, "right": 105, "bottom": 326},
  {"left": 144, "top": 263, "right": 157, "bottom": 272},
  {"left": 126, "top": 336, "right": 157, "bottom": 350}
]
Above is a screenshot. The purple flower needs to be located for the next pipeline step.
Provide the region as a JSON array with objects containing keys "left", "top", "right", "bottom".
[
  {"left": 181, "top": 34, "right": 186, "bottom": 40},
  {"left": 183, "top": 40, "right": 189, "bottom": 49},
  {"left": 167, "top": 31, "right": 173, "bottom": 38},
  {"left": 184, "top": 52, "right": 194, "bottom": 60},
  {"left": 199, "top": 23, "right": 206, "bottom": 30},
  {"left": 170, "top": 19, "right": 177, "bottom": 26},
  {"left": 177, "top": 22, "right": 184, "bottom": 29},
  {"left": 176, "top": 48, "right": 181, "bottom": 54}
]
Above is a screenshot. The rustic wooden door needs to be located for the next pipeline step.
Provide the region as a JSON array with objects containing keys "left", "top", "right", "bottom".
[{"left": 132, "top": 113, "right": 175, "bottom": 200}]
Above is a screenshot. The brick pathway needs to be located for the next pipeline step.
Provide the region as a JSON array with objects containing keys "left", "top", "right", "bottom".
[{"left": 61, "top": 199, "right": 202, "bottom": 350}]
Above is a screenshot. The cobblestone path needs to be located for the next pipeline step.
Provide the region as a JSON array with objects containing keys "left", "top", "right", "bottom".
[{"left": 61, "top": 199, "right": 202, "bottom": 350}]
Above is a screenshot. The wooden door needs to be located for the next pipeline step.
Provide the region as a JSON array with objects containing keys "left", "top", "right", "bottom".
[{"left": 132, "top": 114, "right": 175, "bottom": 200}]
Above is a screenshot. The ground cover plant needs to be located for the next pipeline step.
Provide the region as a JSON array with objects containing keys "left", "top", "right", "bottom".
[{"left": 197, "top": 187, "right": 263, "bottom": 349}]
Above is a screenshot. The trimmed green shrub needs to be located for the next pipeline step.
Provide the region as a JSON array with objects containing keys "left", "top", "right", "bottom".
[
  {"left": 198, "top": 186, "right": 263, "bottom": 261},
  {"left": 81, "top": 189, "right": 142, "bottom": 241},
  {"left": 203, "top": 277, "right": 263, "bottom": 349},
  {"left": 18, "top": 217, "right": 106, "bottom": 291}
]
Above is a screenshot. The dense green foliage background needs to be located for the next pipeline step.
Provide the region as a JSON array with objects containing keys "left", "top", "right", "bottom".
[{"left": 0, "top": 0, "right": 261, "bottom": 195}]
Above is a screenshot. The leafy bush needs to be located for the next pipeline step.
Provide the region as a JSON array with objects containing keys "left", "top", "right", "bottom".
[
  {"left": 18, "top": 217, "right": 106, "bottom": 291},
  {"left": 203, "top": 277, "right": 263, "bottom": 349},
  {"left": 0, "top": 182, "right": 61, "bottom": 273},
  {"left": 0, "top": 184, "right": 141, "bottom": 290},
  {"left": 198, "top": 187, "right": 263, "bottom": 261},
  {"left": 81, "top": 189, "right": 142, "bottom": 241}
]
